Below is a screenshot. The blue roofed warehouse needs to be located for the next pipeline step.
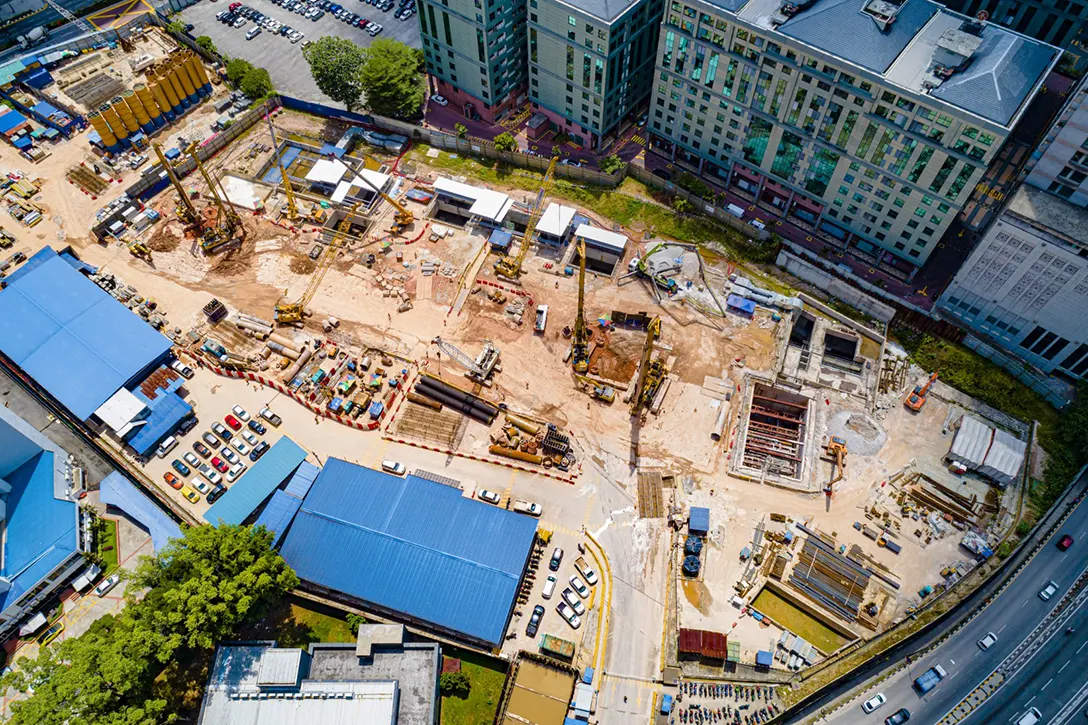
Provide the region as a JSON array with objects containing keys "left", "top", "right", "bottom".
[{"left": 279, "top": 458, "right": 539, "bottom": 647}]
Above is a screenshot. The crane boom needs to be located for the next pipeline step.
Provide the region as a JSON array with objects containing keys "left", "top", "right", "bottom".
[
  {"left": 495, "top": 156, "right": 557, "bottom": 278},
  {"left": 266, "top": 115, "right": 298, "bottom": 221},
  {"left": 44, "top": 0, "right": 109, "bottom": 46},
  {"left": 630, "top": 317, "right": 664, "bottom": 415},
  {"left": 432, "top": 337, "right": 500, "bottom": 381},
  {"left": 571, "top": 239, "right": 590, "bottom": 373},
  {"left": 274, "top": 201, "right": 363, "bottom": 324},
  {"left": 152, "top": 143, "right": 199, "bottom": 226},
  {"left": 186, "top": 142, "right": 241, "bottom": 239}
]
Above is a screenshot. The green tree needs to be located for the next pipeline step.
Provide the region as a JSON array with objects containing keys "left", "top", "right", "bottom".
[
  {"left": 346, "top": 613, "right": 366, "bottom": 635},
  {"left": 226, "top": 58, "right": 254, "bottom": 87},
  {"left": 493, "top": 131, "right": 518, "bottom": 152},
  {"left": 166, "top": 19, "right": 184, "bottom": 35},
  {"left": 672, "top": 196, "right": 692, "bottom": 213},
  {"left": 454, "top": 123, "right": 467, "bottom": 138},
  {"left": 303, "top": 37, "right": 368, "bottom": 112},
  {"left": 359, "top": 38, "right": 426, "bottom": 119},
  {"left": 241, "top": 67, "right": 273, "bottom": 99},
  {"left": 131, "top": 524, "right": 299, "bottom": 655},
  {"left": 194, "top": 36, "right": 216, "bottom": 56},
  {"left": 412, "top": 47, "right": 426, "bottom": 74},
  {"left": 598, "top": 154, "right": 624, "bottom": 174},
  {"left": 440, "top": 670, "right": 471, "bottom": 697}
]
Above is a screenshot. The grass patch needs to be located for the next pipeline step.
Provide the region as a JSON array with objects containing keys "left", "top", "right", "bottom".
[
  {"left": 97, "top": 518, "right": 119, "bottom": 574},
  {"left": 439, "top": 646, "right": 507, "bottom": 725},
  {"left": 240, "top": 597, "right": 356, "bottom": 647}
]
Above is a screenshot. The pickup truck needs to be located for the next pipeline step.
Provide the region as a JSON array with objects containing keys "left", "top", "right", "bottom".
[
  {"left": 574, "top": 556, "right": 599, "bottom": 586},
  {"left": 259, "top": 407, "right": 282, "bottom": 427},
  {"left": 913, "top": 664, "right": 947, "bottom": 694},
  {"left": 512, "top": 499, "right": 543, "bottom": 516}
]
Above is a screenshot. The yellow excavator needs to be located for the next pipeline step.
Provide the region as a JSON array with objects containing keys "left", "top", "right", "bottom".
[
  {"left": 274, "top": 200, "right": 363, "bottom": 325},
  {"left": 573, "top": 374, "right": 615, "bottom": 403},
  {"left": 495, "top": 156, "right": 557, "bottom": 279}
]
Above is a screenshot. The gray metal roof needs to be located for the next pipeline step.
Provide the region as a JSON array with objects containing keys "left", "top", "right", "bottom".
[
  {"left": 706, "top": 0, "right": 752, "bottom": 14},
  {"left": 776, "top": 0, "right": 939, "bottom": 73},
  {"left": 549, "top": 0, "right": 644, "bottom": 24},
  {"left": 931, "top": 27, "right": 1057, "bottom": 125}
]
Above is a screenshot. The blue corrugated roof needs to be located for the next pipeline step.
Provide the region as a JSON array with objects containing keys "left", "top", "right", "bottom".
[
  {"left": 489, "top": 229, "right": 512, "bottom": 249},
  {"left": 283, "top": 461, "right": 320, "bottom": 499},
  {"left": 0, "top": 110, "right": 28, "bottom": 134},
  {"left": 0, "top": 253, "right": 173, "bottom": 420},
  {"left": 3, "top": 246, "right": 57, "bottom": 285},
  {"left": 99, "top": 472, "right": 181, "bottom": 552},
  {"left": 689, "top": 506, "right": 710, "bottom": 534},
  {"left": 203, "top": 437, "right": 307, "bottom": 526},
  {"left": 931, "top": 28, "right": 1056, "bottom": 126},
  {"left": 0, "top": 451, "right": 78, "bottom": 612},
  {"left": 253, "top": 490, "right": 303, "bottom": 546},
  {"left": 279, "top": 459, "right": 537, "bottom": 645},
  {"left": 30, "top": 101, "right": 59, "bottom": 117},
  {"left": 778, "top": 0, "right": 938, "bottom": 73},
  {"left": 126, "top": 385, "right": 192, "bottom": 457},
  {"left": 727, "top": 294, "right": 757, "bottom": 315}
]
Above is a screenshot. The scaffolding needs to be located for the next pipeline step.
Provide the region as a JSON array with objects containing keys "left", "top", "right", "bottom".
[{"left": 740, "top": 384, "right": 809, "bottom": 478}]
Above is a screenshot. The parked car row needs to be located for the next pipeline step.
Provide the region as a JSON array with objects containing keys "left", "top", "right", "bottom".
[
  {"left": 220, "top": 3, "right": 307, "bottom": 43},
  {"left": 161, "top": 402, "right": 273, "bottom": 505},
  {"left": 532, "top": 546, "right": 598, "bottom": 633}
]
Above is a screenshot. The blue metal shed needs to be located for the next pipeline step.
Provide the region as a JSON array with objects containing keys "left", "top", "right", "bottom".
[
  {"left": 99, "top": 472, "right": 181, "bottom": 552},
  {"left": 689, "top": 506, "right": 710, "bottom": 535},
  {"left": 756, "top": 650, "right": 774, "bottom": 667},
  {"left": 203, "top": 437, "right": 307, "bottom": 526},
  {"left": 726, "top": 294, "right": 757, "bottom": 317},
  {"left": 252, "top": 489, "right": 304, "bottom": 546},
  {"left": 279, "top": 458, "right": 538, "bottom": 646},
  {"left": 0, "top": 252, "right": 173, "bottom": 420}
]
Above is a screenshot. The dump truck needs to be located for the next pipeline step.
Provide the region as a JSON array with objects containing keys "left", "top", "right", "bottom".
[
  {"left": 913, "top": 664, "right": 947, "bottom": 693},
  {"left": 539, "top": 633, "right": 576, "bottom": 660}
]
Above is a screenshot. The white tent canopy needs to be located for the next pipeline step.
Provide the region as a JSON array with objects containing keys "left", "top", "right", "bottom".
[
  {"left": 948, "top": 414, "right": 992, "bottom": 469},
  {"left": 948, "top": 414, "right": 1026, "bottom": 488}
]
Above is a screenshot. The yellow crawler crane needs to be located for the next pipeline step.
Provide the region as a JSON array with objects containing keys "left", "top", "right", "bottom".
[{"left": 495, "top": 155, "right": 557, "bottom": 279}]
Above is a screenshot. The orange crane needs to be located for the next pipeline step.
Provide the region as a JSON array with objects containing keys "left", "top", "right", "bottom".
[{"left": 904, "top": 371, "right": 938, "bottom": 412}]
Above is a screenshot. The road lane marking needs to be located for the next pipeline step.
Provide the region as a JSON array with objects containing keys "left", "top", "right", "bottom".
[
  {"left": 1042, "top": 679, "right": 1053, "bottom": 691},
  {"left": 949, "top": 671, "right": 959, "bottom": 680},
  {"left": 1079, "top": 641, "right": 1088, "bottom": 654},
  {"left": 1026, "top": 696, "right": 1037, "bottom": 707},
  {"left": 1059, "top": 660, "right": 1071, "bottom": 673},
  {"left": 999, "top": 624, "right": 1007, "bottom": 633},
  {"left": 1021, "top": 599, "right": 1030, "bottom": 608}
]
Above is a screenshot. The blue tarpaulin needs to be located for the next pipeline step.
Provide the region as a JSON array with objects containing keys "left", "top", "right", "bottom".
[
  {"left": 756, "top": 650, "right": 774, "bottom": 667},
  {"left": 689, "top": 506, "right": 710, "bottom": 535},
  {"left": 489, "top": 228, "right": 512, "bottom": 251},
  {"left": 726, "top": 294, "right": 757, "bottom": 316}
]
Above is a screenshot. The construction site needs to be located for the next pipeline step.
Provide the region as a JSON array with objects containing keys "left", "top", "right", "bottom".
[{"left": 0, "top": 88, "right": 1037, "bottom": 687}]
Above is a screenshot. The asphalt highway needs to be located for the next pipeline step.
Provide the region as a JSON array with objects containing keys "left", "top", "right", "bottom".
[{"left": 811, "top": 487, "right": 1088, "bottom": 725}]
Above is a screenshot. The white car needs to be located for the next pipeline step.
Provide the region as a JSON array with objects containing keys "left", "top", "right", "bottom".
[
  {"left": 861, "top": 693, "right": 886, "bottom": 714},
  {"left": 562, "top": 588, "right": 586, "bottom": 616},
  {"left": 221, "top": 447, "right": 240, "bottom": 465},
  {"left": 557, "top": 601, "right": 581, "bottom": 629},
  {"left": 1039, "top": 580, "right": 1059, "bottom": 600},
  {"left": 477, "top": 489, "right": 500, "bottom": 504},
  {"left": 231, "top": 405, "right": 250, "bottom": 421},
  {"left": 230, "top": 438, "right": 249, "bottom": 455},
  {"left": 431, "top": 93, "right": 449, "bottom": 106},
  {"left": 242, "top": 430, "right": 259, "bottom": 446},
  {"left": 192, "top": 476, "right": 212, "bottom": 494},
  {"left": 575, "top": 559, "right": 599, "bottom": 586},
  {"left": 569, "top": 575, "right": 589, "bottom": 598},
  {"left": 94, "top": 573, "right": 121, "bottom": 597},
  {"left": 367, "top": 23, "right": 383, "bottom": 35},
  {"left": 977, "top": 632, "right": 998, "bottom": 650},
  {"left": 171, "top": 360, "right": 194, "bottom": 378},
  {"left": 183, "top": 451, "right": 200, "bottom": 468},
  {"left": 227, "top": 462, "right": 247, "bottom": 482},
  {"left": 542, "top": 575, "right": 557, "bottom": 599}
]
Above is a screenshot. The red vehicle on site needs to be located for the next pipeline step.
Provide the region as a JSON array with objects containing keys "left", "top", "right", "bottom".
[
  {"left": 224, "top": 414, "right": 242, "bottom": 431},
  {"left": 211, "top": 457, "right": 230, "bottom": 473},
  {"left": 1058, "top": 534, "right": 1075, "bottom": 551},
  {"left": 164, "top": 472, "right": 183, "bottom": 490},
  {"left": 229, "top": 2, "right": 241, "bottom": 9}
]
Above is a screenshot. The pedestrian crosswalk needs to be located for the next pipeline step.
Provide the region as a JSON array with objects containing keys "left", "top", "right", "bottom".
[{"left": 631, "top": 134, "right": 647, "bottom": 146}]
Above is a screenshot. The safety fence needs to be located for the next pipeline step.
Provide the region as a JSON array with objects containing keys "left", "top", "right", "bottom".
[{"left": 962, "top": 334, "right": 1073, "bottom": 408}]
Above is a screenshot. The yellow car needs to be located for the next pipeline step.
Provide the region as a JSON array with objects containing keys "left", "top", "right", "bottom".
[{"left": 181, "top": 485, "right": 201, "bottom": 504}]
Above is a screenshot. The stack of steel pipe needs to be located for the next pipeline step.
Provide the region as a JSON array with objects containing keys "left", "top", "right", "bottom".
[
  {"left": 413, "top": 374, "right": 498, "bottom": 424},
  {"left": 281, "top": 347, "right": 313, "bottom": 382}
]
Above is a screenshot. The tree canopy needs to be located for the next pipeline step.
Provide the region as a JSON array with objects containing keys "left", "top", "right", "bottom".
[
  {"left": 240, "top": 67, "right": 273, "bottom": 99},
  {"left": 493, "top": 132, "right": 518, "bottom": 152},
  {"left": 358, "top": 38, "right": 426, "bottom": 119},
  {"left": 3, "top": 525, "right": 297, "bottom": 725},
  {"left": 303, "top": 36, "right": 368, "bottom": 112}
]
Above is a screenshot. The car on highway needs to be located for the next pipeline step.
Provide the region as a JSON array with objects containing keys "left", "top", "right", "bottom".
[
  {"left": 557, "top": 602, "right": 581, "bottom": 629},
  {"left": 94, "top": 573, "right": 121, "bottom": 597},
  {"left": 562, "top": 588, "right": 586, "bottom": 616},
  {"left": 212, "top": 423, "right": 233, "bottom": 441},
  {"left": 569, "top": 575, "right": 589, "bottom": 598},
  {"left": 1016, "top": 708, "right": 1041, "bottom": 725},
  {"left": 211, "top": 456, "right": 230, "bottom": 473},
  {"left": 183, "top": 451, "right": 201, "bottom": 468},
  {"left": 1058, "top": 534, "right": 1074, "bottom": 550},
  {"left": 884, "top": 708, "right": 910, "bottom": 725},
  {"left": 977, "top": 632, "right": 998, "bottom": 650},
  {"left": 549, "top": 547, "right": 564, "bottom": 571},
  {"left": 163, "top": 472, "right": 183, "bottom": 489},
  {"left": 477, "top": 489, "right": 500, "bottom": 504},
  {"left": 181, "top": 485, "right": 201, "bottom": 504},
  {"left": 542, "top": 575, "right": 557, "bottom": 599},
  {"left": 171, "top": 459, "right": 191, "bottom": 476},
  {"left": 1039, "top": 580, "right": 1059, "bottom": 600},
  {"left": 193, "top": 441, "right": 212, "bottom": 458},
  {"left": 250, "top": 441, "right": 270, "bottom": 461},
  {"left": 526, "top": 605, "right": 544, "bottom": 636},
  {"left": 225, "top": 414, "right": 243, "bottom": 430},
  {"left": 861, "top": 693, "right": 886, "bottom": 713},
  {"left": 248, "top": 419, "right": 267, "bottom": 435}
]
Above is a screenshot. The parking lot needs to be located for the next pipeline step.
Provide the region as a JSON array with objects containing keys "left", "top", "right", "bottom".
[{"left": 180, "top": 0, "right": 421, "bottom": 105}]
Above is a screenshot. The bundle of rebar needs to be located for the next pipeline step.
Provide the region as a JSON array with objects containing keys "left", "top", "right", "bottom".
[{"left": 789, "top": 527, "right": 872, "bottom": 621}]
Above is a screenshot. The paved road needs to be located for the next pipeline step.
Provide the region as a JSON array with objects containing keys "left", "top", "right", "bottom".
[{"left": 811, "top": 481, "right": 1088, "bottom": 725}]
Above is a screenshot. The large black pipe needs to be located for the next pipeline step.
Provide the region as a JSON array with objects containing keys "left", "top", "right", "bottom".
[
  {"left": 418, "top": 373, "right": 499, "bottom": 416},
  {"left": 413, "top": 384, "right": 494, "bottom": 424}
]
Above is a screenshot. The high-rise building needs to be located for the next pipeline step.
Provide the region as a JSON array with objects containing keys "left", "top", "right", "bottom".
[
  {"left": 936, "top": 184, "right": 1088, "bottom": 402},
  {"left": 646, "top": 0, "right": 1058, "bottom": 281},
  {"left": 1024, "top": 74, "right": 1088, "bottom": 204},
  {"left": 527, "top": 0, "right": 665, "bottom": 149},
  {"left": 937, "top": 0, "right": 1087, "bottom": 53},
  {"left": 419, "top": 0, "right": 529, "bottom": 123}
]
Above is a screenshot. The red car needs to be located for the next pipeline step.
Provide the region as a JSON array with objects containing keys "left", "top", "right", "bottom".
[
  {"left": 164, "top": 472, "right": 183, "bottom": 490},
  {"left": 1058, "top": 534, "right": 1074, "bottom": 551},
  {"left": 229, "top": 1, "right": 241, "bottom": 9},
  {"left": 211, "top": 456, "right": 230, "bottom": 473},
  {"left": 224, "top": 414, "right": 242, "bottom": 431}
]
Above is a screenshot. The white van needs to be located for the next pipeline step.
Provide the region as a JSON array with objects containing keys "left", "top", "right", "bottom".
[
  {"left": 382, "top": 460, "right": 406, "bottom": 476},
  {"left": 542, "top": 575, "right": 557, "bottom": 599},
  {"left": 726, "top": 203, "right": 745, "bottom": 219},
  {"left": 156, "top": 435, "right": 179, "bottom": 459},
  {"left": 748, "top": 218, "right": 767, "bottom": 231},
  {"left": 1016, "top": 707, "right": 1041, "bottom": 725}
]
